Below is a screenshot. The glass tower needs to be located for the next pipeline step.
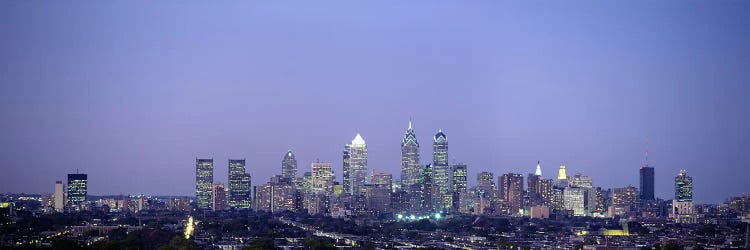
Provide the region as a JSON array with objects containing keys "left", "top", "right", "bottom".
[
  {"left": 282, "top": 150, "right": 298, "bottom": 183},
  {"left": 228, "top": 159, "right": 251, "bottom": 209},
  {"left": 639, "top": 165, "right": 655, "bottom": 201},
  {"left": 400, "top": 120, "right": 420, "bottom": 190},
  {"left": 67, "top": 173, "right": 88, "bottom": 208},
  {"left": 451, "top": 164, "right": 468, "bottom": 212},
  {"left": 196, "top": 158, "right": 214, "bottom": 210},
  {"left": 432, "top": 130, "right": 450, "bottom": 211},
  {"left": 342, "top": 144, "right": 351, "bottom": 196},
  {"left": 349, "top": 134, "right": 368, "bottom": 196}
]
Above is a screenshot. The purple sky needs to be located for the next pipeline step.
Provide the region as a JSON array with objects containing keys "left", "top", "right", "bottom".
[{"left": 1, "top": 1, "right": 749, "bottom": 203}]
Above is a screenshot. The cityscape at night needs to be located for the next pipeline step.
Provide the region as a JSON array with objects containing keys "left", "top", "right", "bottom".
[{"left": 2, "top": 1, "right": 750, "bottom": 250}]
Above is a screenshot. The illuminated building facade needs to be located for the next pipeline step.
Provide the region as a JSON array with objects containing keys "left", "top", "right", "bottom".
[
  {"left": 212, "top": 183, "right": 228, "bottom": 211},
  {"left": 432, "top": 130, "right": 451, "bottom": 211},
  {"left": 195, "top": 158, "right": 214, "bottom": 210},
  {"left": 400, "top": 120, "right": 421, "bottom": 191},
  {"left": 498, "top": 173, "right": 524, "bottom": 215},
  {"left": 228, "top": 159, "right": 251, "bottom": 209},
  {"left": 67, "top": 173, "right": 88, "bottom": 211},
  {"left": 671, "top": 170, "right": 695, "bottom": 223},
  {"left": 349, "top": 134, "right": 368, "bottom": 196},
  {"left": 282, "top": 150, "right": 297, "bottom": 183},
  {"left": 451, "top": 164, "right": 468, "bottom": 212}
]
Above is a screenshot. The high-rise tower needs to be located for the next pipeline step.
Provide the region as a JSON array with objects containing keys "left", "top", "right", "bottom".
[
  {"left": 349, "top": 134, "right": 368, "bottom": 196},
  {"left": 432, "top": 130, "right": 450, "bottom": 211},
  {"left": 228, "top": 159, "right": 251, "bottom": 209},
  {"left": 342, "top": 144, "right": 351, "bottom": 195},
  {"left": 557, "top": 164, "right": 568, "bottom": 187},
  {"left": 639, "top": 165, "right": 655, "bottom": 201},
  {"left": 400, "top": 119, "right": 420, "bottom": 190},
  {"left": 282, "top": 150, "right": 298, "bottom": 183},
  {"left": 196, "top": 158, "right": 214, "bottom": 210},
  {"left": 450, "top": 164, "right": 468, "bottom": 212},
  {"left": 671, "top": 170, "right": 695, "bottom": 223},
  {"left": 67, "top": 173, "right": 87, "bottom": 211}
]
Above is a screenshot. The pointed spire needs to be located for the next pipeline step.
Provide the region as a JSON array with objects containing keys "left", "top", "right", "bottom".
[
  {"left": 535, "top": 161, "right": 542, "bottom": 176},
  {"left": 352, "top": 133, "right": 366, "bottom": 145},
  {"left": 408, "top": 117, "right": 412, "bottom": 130}
]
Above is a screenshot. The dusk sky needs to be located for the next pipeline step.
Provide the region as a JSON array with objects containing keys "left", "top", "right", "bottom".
[{"left": 1, "top": 1, "right": 749, "bottom": 203}]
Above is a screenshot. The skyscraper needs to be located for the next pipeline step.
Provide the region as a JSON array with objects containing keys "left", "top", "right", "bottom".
[
  {"left": 228, "top": 159, "right": 251, "bottom": 209},
  {"left": 282, "top": 150, "right": 298, "bottom": 183},
  {"left": 432, "top": 130, "right": 450, "bottom": 211},
  {"left": 196, "top": 158, "right": 214, "bottom": 210},
  {"left": 312, "top": 162, "right": 334, "bottom": 195},
  {"left": 639, "top": 165, "right": 655, "bottom": 201},
  {"left": 212, "top": 183, "right": 228, "bottom": 211},
  {"left": 400, "top": 119, "right": 420, "bottom": 190},
  {"left": 477, "top": 171, "right": 496, "bottom": 201},
  {"left": 348, "top": 134, "right": 368, "bottom": 196},
  {"left": 528, "top": 161, "right": 545, "bottom": 207},
  {"left": 54, "top": 181, "right": 64, "bottom": 212},
  {"left": 612, "top": 185, "right": 638, "bottom": 216},
  {"left": 671, "top": 170, "right": 695, "bottom": 223},
  {"left": 557, "top": 164, "right": 568, "bottom": 187},
  {"left": 67, "top": 173, "right": 87, "bottom": 211},
  {"left": 451, "top": 164, "right": 468, "bottom": 212},
  {"left": 498, "top": 173, "right": 524, "bottom": 215},
  {"left": 342, "top": 144, "right": 351, "bottom": 196},
  {"left": 367, "top": 172, "right": 393, "bottom": 216}
]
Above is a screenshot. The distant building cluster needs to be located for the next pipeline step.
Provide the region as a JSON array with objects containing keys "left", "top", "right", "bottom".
[
  {"left": 32, "top": 120, "right": 728, "bottom": 226},
  {"left": 182, "top": 119, "right": 708, "bottom": 223}
]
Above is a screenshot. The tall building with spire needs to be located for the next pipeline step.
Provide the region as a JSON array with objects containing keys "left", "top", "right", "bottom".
[
  {"left": 196, "top": 158, "right": 214, "bottom": 210},
  {"left": 282, "top": 150, "right": 298, "bottom": 183},
  {"left": 528, "top": 161, "right": 547, "bottom": 207},
  {"left": 349, "top": 134, "right": 368, "bottom": 196},
  {"left": 432, "top": 130, "right": 450, "bottom": 211},
  {"left": 535, "top": 161, "right": 542, "bottom": 176},
  {"left": 228, "top": 159, "right": 251, "bottom": 209},
  {"left": 557, "top": 164, "right": 568, "bottom": 187},
  {"left": 400, "top": 119, "right": 420, "bottom": 190}
]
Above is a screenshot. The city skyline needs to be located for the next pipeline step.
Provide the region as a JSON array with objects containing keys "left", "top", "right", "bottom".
[{"left": 2, "top": 2, "right": 750, "bottom": 204}]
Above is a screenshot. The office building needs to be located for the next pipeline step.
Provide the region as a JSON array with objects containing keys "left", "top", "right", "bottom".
[
  {"left": 451, "top": 164, "right": 468, "bottom": 211},
  {"left": 400, "top": 119, "right": 421, "bottom": 190},
  {"left": 671, "top": 170, "right": 695, "bottom": 223},
  {"left": 54, "top": 181, "right": 64, "bottom": 212},
  {"left": 612, "top": 185, "right": 639, "bottom": 216},
  {"left": 254, "top": 176, "right": 296, "bottom": 213},
  {"left": 342, "top": 144, "right": 351, "bottom": 196},
  {"left": 282, "top": 150, "right": 298, "bottom": 183},
  {"left": 432, "top": 130, "right": 451, "bottom": 211},
  {"left": 212, "top": 183, "right": 228, "bottom": 211},
  {"left": 348, "top": 134, "right": 368, "bottom": 196},
  {"left": 195, "top": 158, "right": 214, "bottom": 210},
  {"left": 312, "top": 162, "right": 334, "bottom": 195},
  {"left": 67, "top": 173, "right": 88, "bottom": 211},
  {"left": 498, "top": 173, "right": 524, "bottom": 215},
  {"left": 366, "top": 172, "right": 393, "bottom": 216},
  {"left": 557, "top": 164, "right": 568, "bottom": 187},
  {"left": 228, "top": 159, "right": 251, "bottom": 209},
  {"left": 639, "top": 165, "right": 655, "bottom": 202}
]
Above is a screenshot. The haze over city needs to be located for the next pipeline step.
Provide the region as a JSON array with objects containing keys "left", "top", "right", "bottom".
[{"left": 2, "top": 1, "right": 749, "bottom": 204}]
